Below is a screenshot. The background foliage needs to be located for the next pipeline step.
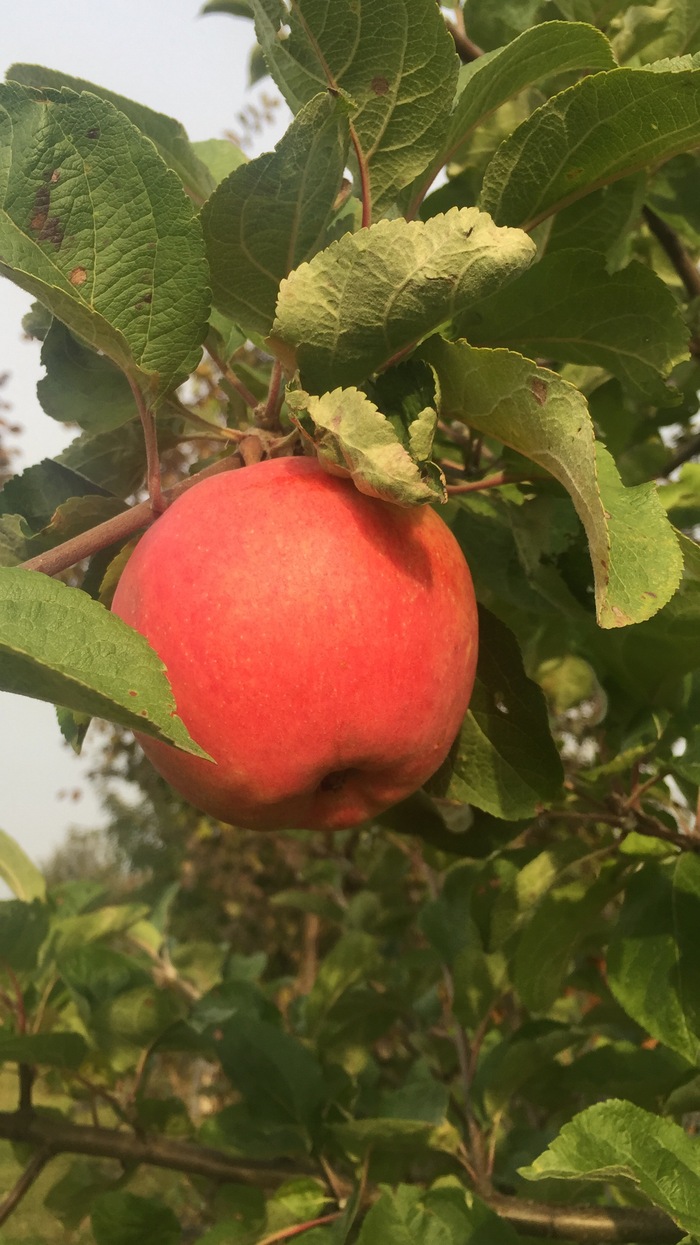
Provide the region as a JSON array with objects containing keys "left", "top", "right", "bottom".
[{"left": 2, "top": 0, "right": 700, "bottom": 1240}]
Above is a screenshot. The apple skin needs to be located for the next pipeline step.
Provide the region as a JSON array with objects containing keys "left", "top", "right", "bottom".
[{"left": 111, "top": 456, "right": 478, "bottom": 830}]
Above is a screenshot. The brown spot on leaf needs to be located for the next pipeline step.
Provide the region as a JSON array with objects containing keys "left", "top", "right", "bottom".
[
  {"left": 371, "top": 75, "right": 389, "bottom": 95},
  {"left": 128, "top": 690, "right": 138, "bottom": 697},
  {"left": 39, "top": 217, "right": 64, "bottom": 248},
  {"left": 565, "top": 166, "right": 583, "bottom": 181},
  {"left": 134, "top": 293, "right": 153, "bottom": 310},
  {"left": 611, "top": 605, "right": 632, "bottom": 625},
  {"left": 86, "top": 126, "right": 100, "bottom": 140},
  {"left": 50, "top": 169, "right": 61, "bottom": 183},
  {"left": 69, "top": 266, "right": 87, "bottom": 286},
  {"left": 642, "top": 590, "right": 657, "bottom": 599},
  {"left": 530, "top": 377, "right": 548, "bottom": 406}
]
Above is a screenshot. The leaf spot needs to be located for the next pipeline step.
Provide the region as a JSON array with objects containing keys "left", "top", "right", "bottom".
[
  {"left": 128, "top": 690, "right": 138, "bottom": 697},
  {"left": 69, "top": 267, "right": 87, "bottom": 286},
  {"left": 371, "top": 76, "right": 390, "bottom": 96},
  {"left": 530, "top": 377, "right": 548, "bottom": 406},
  {"left": 495, "top": 695, "right": 509, "bottom": 715},
  {"left": 85, "top": 126, "right": 100, "bottom": 140}
]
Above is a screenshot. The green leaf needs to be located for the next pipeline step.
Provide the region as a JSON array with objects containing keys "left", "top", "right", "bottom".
[
  {"left": 408, "top": 21, "right": 616, "bottom": 213},
  {"left": 420, "top": 336, "right": 683, "bottom": 627},
  {"left": 287, "top": 388, "right": 443, "bottom": 506},
  {"left": 357, "top": 1184, "right": 521, "bottom": 1245},
  {"left": 545, "top": 175, "right": 648, "bottom": 262},
  {"left": 192, "top": 137, "right": 246, "bottom": 184},
  {"left": 201, "top": 0, "right": 253, "bottom": 16},
  {"left": 0, "top": 83, "right": 209, "bottom": 399},
  {"left": 454, "top": 250, "right": 689, "bottom": 404},
  {"left": 38, "top": 321, "right": 136, "bottom": 433},
  {"left": 514, "top": 869, "right": 620, "bottom": 1013},
  {"left": 0, "top": 1031, "right": 87, "bottom": 1069},
  {"left": 271, "top": 208, "right": 535, "bottom": 392},
  {"left": 0, "top": 459, "right": 110, "bottom": 531},
  {"left": 202, "top": 92, "right": 350, "bottom": 337},
  {"left": 92, "top": 1192, "right": 181, "bottom": 1245},
  {"left": 612, "top": 0, "right": 700, "bottom": 65},
  {"left": 0, "top": 899, "right": 48, "bottom": 970},
  {"left": 7, "top": 63, "right": 217, "bottom": 201},
  {"left": 607, "top": 855, "right": 700, "bottom": 1063},
  {"left": 44, "top": 1161, "right": 116, "bottom": 1230},
  {"left": 426, "top": 607, "right": 563, "bottom": 819},
  {"left": 0, "top": 515, "right": 33, "bottom": 567},
  {"left": 0, "top": 568, "right": 210, "bottom": 756},
  {"left": 249, "top": 0, "right": 458, "bottom": 216},
  {"left": 452, "top": 945, "right": 508, "bottom": 1031},
  {"left": 304, "top": 932, "right": 380, "bottom": 1034},
  {"left": 0, "top": 828, "right": 46, "bottom": 901},
  {"left": 521, "top": 1099, "right": 700, "bottom": 1237},
  {"left": 216, "top": 1015, "right": 325, "bottom": 1132},
  {"left": 481, "top": 59, "right": 700, "bottom": 230},
  {"left": 57, "top": 424, "right": 147, "bottom": 497}
]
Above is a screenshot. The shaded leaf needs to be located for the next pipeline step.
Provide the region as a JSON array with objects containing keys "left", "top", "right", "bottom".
[
  {"left": 57, "top": 424, "right": 148, "bottom": 498},
  {"left": 216, "top": 1015, "right": 325, "bottom": 1132},
  {"left": 92, "top": 1192, "right": 181, "bottom": 1245},
  {"left": 0, "top": 568, "right": 210, "bottom": 756},
  {"left": 0, "top": 1031, "right": 87, "bottom": 1069},
  {"left": 481, "top": 60, "right": 700, "bottom": 229},
  {"left": 0, "top": 459, "right": 110, "bottom": 531},
  {"left": 426, "top": 608, "right": 563, "bottom": 819},
  {"left": 421, "top": 336, "right": 683, "bottom": 626},
  {"left": 408, "top": 21, "right": 616, "bottom": 213},
  {"left": 202, "top": 92, "right": 350, "bottom": 336},
  {"left": 271, "top": 208, "right": 535, "bottom": 392},
  {"left": 454, "top": 250, "right": 689, "bottom": 404},
  {"left": 607, "top": 855, "right": 700, "bottom": 1062},
  {"left": 38, "top": 321, "right": 136, "bottom": 433},
  {"left": 0, "top": 899, "right": 48, "bottom": 970}
]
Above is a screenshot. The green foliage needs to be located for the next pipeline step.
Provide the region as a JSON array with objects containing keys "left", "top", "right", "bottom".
[{"left": 4, "top": 1, "right": 700, "bottom": 1242}]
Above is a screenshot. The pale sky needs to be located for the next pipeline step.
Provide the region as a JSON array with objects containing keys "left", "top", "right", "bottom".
[{"left": 0, "top": 0, "right": 287, "bottom": 864}]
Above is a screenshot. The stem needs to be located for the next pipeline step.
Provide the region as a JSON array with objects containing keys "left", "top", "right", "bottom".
[
  {"left": 257, "top": 359, "right": 285, "bottom": 431},
  {"left": 0, "top": 1108, "right": 317, "bottom": 1191},
  {"left": 208, "top": 345, "right": 260, "bottom": 410},
  {"left": 447, "top": 471, "right": 547, "bottom": 495},
  {"left": 643, "top": 205, "right": 700, "bottom": 299},
  {"left": 350, "top": 124, "right": 372, "bottom": 228},
  {"left": 0, "top": 1108, "right": 682, "bottom": 1242},
  {"left": 0, "top": 1147, "right": 50, "bottom": 1228},
  {"left": 444, "top": 16, "right": 484, "bottom": 63},
  {"left": 257, "top": 1213, "right": 341, "bottom": 1245},
  {"left": 128, "top": 378, "right": 164, "bottom": 514},
  {"left": 660, "top": 431, "right": 700, "bottom": 475},
  {"left": 487, "top": 1193, "right": 681, "bottom": 1244},
  {"left": 19, "top": 455, "right": 242, "bottom": 578}
]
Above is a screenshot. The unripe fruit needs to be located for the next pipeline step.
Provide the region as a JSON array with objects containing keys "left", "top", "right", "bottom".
[{"left": 112, "top": 456, "right": 478, "bottom": 830}]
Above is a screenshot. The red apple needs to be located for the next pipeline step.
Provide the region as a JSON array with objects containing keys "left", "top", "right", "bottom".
[{"left": 111, "top": 456, "right": 478, "bottom": 830}]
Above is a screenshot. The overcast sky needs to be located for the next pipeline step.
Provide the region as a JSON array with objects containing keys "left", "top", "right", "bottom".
[{"left": 0, "top": 0, "right": 287, "bottom": 865}]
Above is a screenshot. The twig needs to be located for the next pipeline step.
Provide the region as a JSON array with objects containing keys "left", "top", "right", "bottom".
[
  {"left": 643, "top": 205, "right": 700, "bottom": 299},
  {"left": 128, "top": 379, "right": 164, "bottom": 514},
  {"left": 0, "top": 1109, "right": 316, "bottom": 1191},
  {"left": 0, "top": 1146, "right": 50, "bottom": 1228},
  {"left": 659, "top": 431, "right": 700, "bottom": 475},
  {"left": 444, "top": 16, "right": 484, "bottom": 62},
  {"left": 447, "top": 471, "right": 547, "bottom": 495},
  {"left": 257, "top": 359, "right": 285, "bottom": 431},
  {"left": 208, "top": 345, "right": 260, "bottom": 410},
  {"left": 0, "top": 1109, "right": 683, "bottom": 1241},
  {"left": 18, "top": 1065, "right": 34, "bottom": 1114},
  {"left": 486, "top": 1193, "right": 681, "bottom": 1244},
  {"left": 256, "top": 1213, "right": 341, "bottom": 1245},
  {"left": 18, "top": 455, "right": 242, "bottom": 578},
  {"left": 350, "top": 124, "right": 372, "bottom": 228}
]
